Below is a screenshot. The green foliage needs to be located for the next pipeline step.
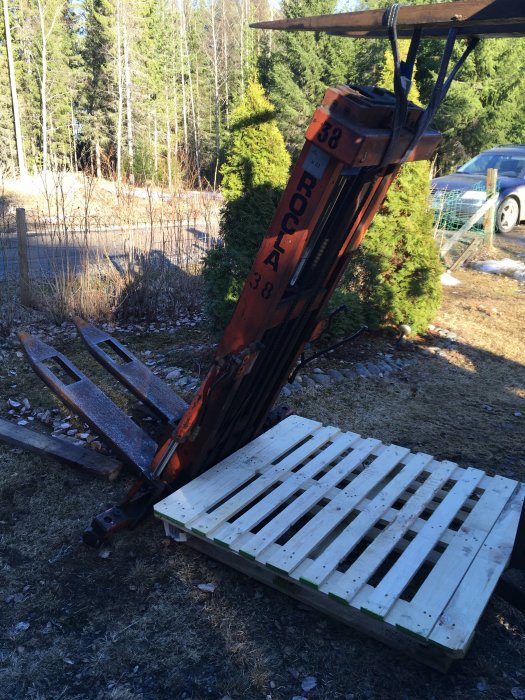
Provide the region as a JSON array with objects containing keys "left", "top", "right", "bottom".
[
  {"left": 80, "top": 0, "right": 117, "bottom": 161},
  {"left": 12, "top": 0, "right": 78, "bottom": 170},
  {"left": 262, "top": 0, "right": 359, "bottom": 156},
  {"left": 333, "top": 41, "right": 443, "bottom": 335},
  {"left": 350, "top": 162, "right": 442, "bottom": 333},
  {"left": 356, "top": 0, "right": 525, "bottom": 172},
  {"left": 220, "top": 81, "right": 290, "bottom": 201},
  {"left": 416, "top": 36, "right": 525, "bottom": 172},
  {"left": 203, "top": 81, "right": 290, "bottom": 330},
  {"left": 0, "top": 0, "right": 523, "bottom": 189},
  {"left": 0, "top": 30, "right": 16, "bottom": 176}
]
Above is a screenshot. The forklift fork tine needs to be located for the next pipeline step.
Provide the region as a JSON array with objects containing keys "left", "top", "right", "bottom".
[
  {"left": 74, "top": 317, "right": 188, "bottom": 425},
  {"left": 17, "top": 332, "right": 158, "bottom": 477}
]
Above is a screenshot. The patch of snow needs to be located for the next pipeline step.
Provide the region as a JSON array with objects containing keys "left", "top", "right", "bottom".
[
  {"left": 441, "top": 272, "right": 461, "bottom": 286},
  {"left": 471, "top": 258, "right": 525, "bottom": 281}
]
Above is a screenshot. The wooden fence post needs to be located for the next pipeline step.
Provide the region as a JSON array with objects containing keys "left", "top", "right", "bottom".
[
  {"left": 16, "top": 207, "right": 31, "bottom": 305},
  {"left": 484, "top": 168, "right": 498, "bottom": 249}
]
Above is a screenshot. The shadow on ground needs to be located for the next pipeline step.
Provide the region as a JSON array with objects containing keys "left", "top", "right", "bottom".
[{"left": 0, "top": 311, "right": 524, "bottom": 698}]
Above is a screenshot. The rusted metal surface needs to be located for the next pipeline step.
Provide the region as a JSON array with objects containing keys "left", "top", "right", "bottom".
[
  {"left": 149, "top": 85, "right": 439, "bottom": 485},
  {"left": 0, "top": 417, "right": 123, "bottom": 480},
  {"left": 17, "top": 332, "right": 157, "bottom": 477},
  {"left": 251, "top": 1, "right": 525, "bottom": 39},
  {"left": 83, "top": 480, "right": 167, "bottom": 547},
  {"left": 74, "top": 317, "right": 188, "bottom": 425}
]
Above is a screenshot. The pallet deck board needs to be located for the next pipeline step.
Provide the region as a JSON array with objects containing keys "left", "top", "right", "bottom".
[
  {"left": 361, "top": 466, "right": 485, "bottom": 620},
  {"left": 210, "top": 428, "right": 359, "bottom": 545},
  {"left": 429, "top": 482, "right": 525, "bottom": 654},
  {"left": 386, "top": 474, "right": 519, "bottom": 638},
  {"left": 154, "top": 416, "right": 524, "bottom": 667},
  {"left": 320, "top": 458, "right": 458, "bottom": 604},
  {"left": 189, "top": 424, "right": 343, "bottom": 536},
  {"left": 154, "top": 415, "right": 322, "bottom": 526},
  {"left": 299, "top": 450, "right": 433, "bottom": 589},
  {"left": 240, "top": 436, "right": 381, "bottom": 560},
  {"left": 264, "top": 442, "right": 409, "bottom": 575}
]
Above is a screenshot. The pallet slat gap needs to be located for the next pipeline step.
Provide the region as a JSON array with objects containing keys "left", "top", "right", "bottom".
[{"left": 154, "top": 417, "right": 523, "bottom": 667}]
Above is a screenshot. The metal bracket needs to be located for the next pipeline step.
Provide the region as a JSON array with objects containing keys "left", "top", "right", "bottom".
[
  {"left": 75, "top": 318, "right": 188, "bottom": 424},
  {"left": 18, "top": 332, "right": 158, "bottom": 477}
]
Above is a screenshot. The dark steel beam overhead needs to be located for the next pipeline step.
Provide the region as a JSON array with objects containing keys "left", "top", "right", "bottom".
[{"left": 251, "top": 1, "right": 525, "bottom": 39}]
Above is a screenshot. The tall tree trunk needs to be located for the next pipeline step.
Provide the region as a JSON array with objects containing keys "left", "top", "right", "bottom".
[
  {"left": 37, "top": 0, "right": 48, "bottom": 173},
  {"left": 2, "top": 0, "right": 27, "bottom": 178},
  {"left": 166, "top": 95, "right": 172, "bottom": 189},
  {"left": 169, "top": 18, "right": 179, "bottom": 165},
  {"left": 173, "top": 69, "right": 179, "bottom": 160},
  {"left": 181, "top": 1, "right": 201, "bottom": 187},
  {"left": 194, "top": 56, "right": 201, "bottom": 159},
  {"left": 70, "top": 100, "right": 78, "bottom": 172},
  {"left": 268, "top": 1, "right": 273, "bottom": 54},
  {"left": 95, "top": 141, "right": 102, "bottom": 178},
  {"left": 211, "top": 0, "right": 220, "bottom": 190},
  {"left": 244, "top": 0, "right": 250, "bottom": 74},
  {"left": 123, "top": 20, "right": 134, "bottom": 184},
  {"left": 154, "top": 110, "right": 158, "bottom": 178},
  {"left": 221, "top": 0, "right": 229, "bottom": 129},
  {"left": 178, "top": 6, "right": 188, "bottom": 156},
  {"left": 116, "top": 0, "right": 123, "bottom": 184},
  {"left": 240, "top": 0, "right": 244, "bottom": 93}
]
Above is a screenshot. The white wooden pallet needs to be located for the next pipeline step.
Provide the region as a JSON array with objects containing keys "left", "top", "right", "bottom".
[{"left": 154, "top": 415, "right": 525, "bottom": 670}]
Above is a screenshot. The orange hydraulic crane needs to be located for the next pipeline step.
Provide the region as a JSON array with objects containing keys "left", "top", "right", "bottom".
[{"left": 11, "top": 2, "right": 525, "bottom": 603}]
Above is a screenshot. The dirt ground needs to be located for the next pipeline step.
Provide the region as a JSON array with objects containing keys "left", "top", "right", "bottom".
[{"left": 0, "top": 233, "right": 524, "bottom": 700}]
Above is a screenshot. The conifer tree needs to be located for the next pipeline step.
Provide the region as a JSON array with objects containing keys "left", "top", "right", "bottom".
[
  {"left": 335, "top": 41, "right": 443, "bottom": 334},
  {"left": 80, "top": 0, "right": 117, "bottom": 175},
  {"left": 0, "top": 12, "right": 17, "bottom": 176},
  {"left": 263, "top": 0, "right": 358, "bottom": 156},
  {"left": 203, "top": 80, "right": 290, "bottom": 330}
]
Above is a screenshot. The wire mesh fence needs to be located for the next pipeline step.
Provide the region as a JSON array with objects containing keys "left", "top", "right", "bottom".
[
  {"left": 2, "top": 207, "right": 219, "bottom": 282},
  {"left": 432, "top": 180, "right": 487, "bottom": 233},
  {"left": 431, "top": 172, "right": 498, "bottom": 265},
  {"left": 0, "top": 185, "right": 221, "bottom": 324}
]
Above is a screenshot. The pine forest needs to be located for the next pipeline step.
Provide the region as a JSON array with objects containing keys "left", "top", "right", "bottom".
[{"left": 1, "top": 0, "right": 524, "bottom": 187}]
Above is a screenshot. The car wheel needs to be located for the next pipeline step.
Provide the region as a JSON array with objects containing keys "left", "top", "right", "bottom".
[{"left": 496, "top": 197, "right": 520, "bottom": 234}]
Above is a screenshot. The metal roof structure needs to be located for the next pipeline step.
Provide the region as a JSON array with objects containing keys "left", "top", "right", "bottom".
[{"left": 251, "top": 0, "right": 525, "bottom": 39}]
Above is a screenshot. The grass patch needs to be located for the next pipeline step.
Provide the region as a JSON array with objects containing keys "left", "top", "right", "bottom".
[{"left": 0, "top": 235, "right": 524, "bottom": 698}]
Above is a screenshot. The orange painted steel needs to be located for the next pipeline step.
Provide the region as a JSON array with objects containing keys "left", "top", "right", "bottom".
[{"left": 150, "top": 85, "right": 441, "bottom": 485}]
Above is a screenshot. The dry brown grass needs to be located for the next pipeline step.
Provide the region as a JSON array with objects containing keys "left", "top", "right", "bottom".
[
  {"left": 286, "top": 248, "right": 525, "bottom": 478},
  {"left": 0, "top": 236, "right": 524, "bottom": 699},
  {"left": 0, "top": 171, "right": 219, "bottom": 325}
]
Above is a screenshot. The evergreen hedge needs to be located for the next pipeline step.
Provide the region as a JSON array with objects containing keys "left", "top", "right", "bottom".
[
  {"left": 205, "top": 61, "right": 442, "bottom": 338},
  {"left": 203, "top": 81, "right": 290, "bottom": 330},
  {"left": 332, "top": 160, "right": 443, "bottom": 336},
  {"left": 331, "top": 45, "right": 442, "bottom": 336}
]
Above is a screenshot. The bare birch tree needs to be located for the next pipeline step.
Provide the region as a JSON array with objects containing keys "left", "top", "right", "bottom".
[
  {"left": 2, "top": 0, "right": 27, "bottom": 177},
  {"left": 113, "top": 0, "right": 123, "bottom": 184},
  {"left": 210, "top": 0, "right": 220, "bottom": 189},
  {"left": 122, "top": 18, "right": 133, "bottom": 183},
  {"left": 36, "top": 0, "right": 62, "bottom": 172},
  {"left": 180, "top": 0, "right": 200, "bottom": 186}
]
